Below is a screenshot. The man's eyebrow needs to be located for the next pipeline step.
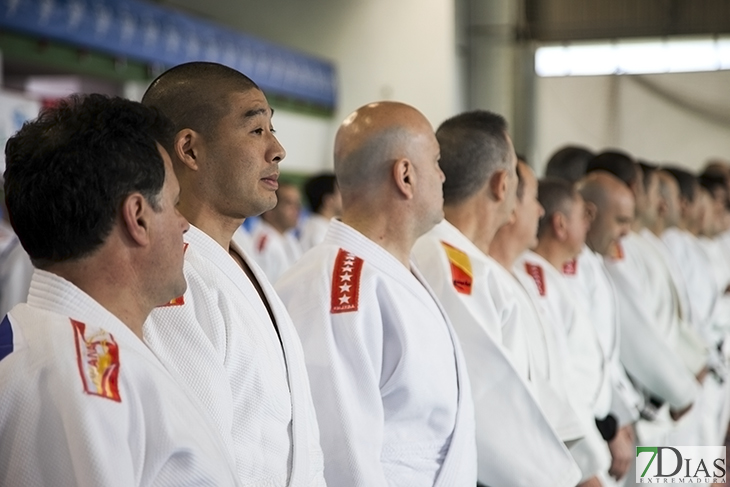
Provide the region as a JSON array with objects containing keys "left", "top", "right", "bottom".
[{"left": 244, "top": 107, "right": 270, "bottom": 118}]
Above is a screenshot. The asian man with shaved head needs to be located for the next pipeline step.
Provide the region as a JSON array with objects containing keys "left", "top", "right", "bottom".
[
  {"left": 142, "top": 62, "right": 325, "bottom": 486},
  {"left": 276, "top": 101, "right": 477, "bottom": 486}
]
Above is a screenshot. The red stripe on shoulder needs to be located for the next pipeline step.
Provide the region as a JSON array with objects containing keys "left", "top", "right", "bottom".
[
  {"left": 562, "top": 258, "right": 577, "bottom": 275},
  {"left": 524, "top": 262, "right": 547, "bottom": 296},
  {"left": 256, "top": 234, "right": 268, "bottom": 253},
  {"left": 330, "top": 248, "right": 364, "bottom": 314}
]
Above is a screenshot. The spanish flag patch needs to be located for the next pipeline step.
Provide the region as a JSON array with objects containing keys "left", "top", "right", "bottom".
[
  {"left": 441, "top": 242, "right": 473, "bottom": 295},
  {"left": 72, "top": 319, "right": 121, "bottom": 402},
  {"left": 608, "top": 240, "right": 624, "bottom": 260}
]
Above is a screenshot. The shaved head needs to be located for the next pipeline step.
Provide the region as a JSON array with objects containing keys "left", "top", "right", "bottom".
[
  {"left": 334, "top": 101, "right": 435, "bottom": 192},
  {"left": 578, "top": 171, "right": 634, "bottom": 255},
  {"left": 142, "top": 62, "right": 259, "bottom": 143}
]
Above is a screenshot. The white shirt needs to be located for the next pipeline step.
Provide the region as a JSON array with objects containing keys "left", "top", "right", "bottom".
[
  {"left": 0, "top": 270, "right": 239, "bottom": 487},
  {"left": 250, "top": 221, "right": 302, "bottom": 283},
  {"left": 145, "top": 225, "right": 325, "bottom": 487},
  {"left": 298, "top": 214, "right": 331, "bottom": 253},
  {"left": 276, "top": 219, "right": 477, "bottom": 487},
  {"left": 413, "top": 221, "right": 581, "bottom": 487}
]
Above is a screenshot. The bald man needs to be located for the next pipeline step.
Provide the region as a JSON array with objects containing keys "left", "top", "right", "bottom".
[
  {"left": 599, "top": 164, "right": 707, "bottom": 451},
  {"left": 142, "top": 62, "right": 325, "bottom": 486},
  {"left": 412, "top": 112, "right": 580, "bottom": 487},
  {"left": 276, "top": 102, "right": 476, "bottom": 486}
]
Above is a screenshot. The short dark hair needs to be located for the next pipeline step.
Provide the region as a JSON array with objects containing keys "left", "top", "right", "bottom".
[
  {"left": 537, "top": 177, "right": 577, "bottom": 237},
  {"left": 545, "top": 145, "right": 593, "bottom": 183},
  {"left": 304, "top": 173, "right": 338, "bottom": 213},
  {"left": 4, "top": 94, "right": 174, "bottom": 267},
  {"left": 436, "top": 110, "right": 510, "bottom": 205},
  {"left": 586, "top": 150, "right": 638, "bottom": 188},
  {"left": 639, "top": 161, "right": 658, "bottom": 192},
  {"left": 663, "top": 166, "right": 697, "bottom": 202},
  {"left": 142, "top": 62, "right": 259, "bottom": 143}
]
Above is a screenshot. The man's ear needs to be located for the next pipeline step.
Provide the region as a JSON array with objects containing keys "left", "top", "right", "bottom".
[
  {"left": 120, "top": 193, "right": 152, "bottom": 247},
  {"left": 553, "top": 212, "right": 567, "bottom": 241},
  {"left": 584, "top": 200, "right": 598, "bottom": 223},
  {"left": 657, "top": 198, "right": 668, "bottom": 218},
  {"left": 174, "top": 129, "right": 201, "bottom": 171},
  {"left": 489, "top": 169, "right": 508, "bottom": 202},
  {"left": 393, "top": 158, "right": 415, "bottom": 199}
]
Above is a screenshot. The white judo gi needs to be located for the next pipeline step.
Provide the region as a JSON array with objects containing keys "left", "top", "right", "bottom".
[
  {"left": 517, "top": 251, "right": 614, "bottom": 484},
  {"left": 298, "top": 214, "right": 331, "bottom": 253},
  {"left": 602, "top": 231, "right": 703, "bottom": 408},
  {"left": 571, "top": 246, "right": 643, "bottom": 427},
  {"left": 276, "top": 219, "right": 477, "bottom": 487},
  {"left": 0, "top": 270, "right": 239, "bottom": 487},
  {"left": 250, "top": 221, "right": 303, "bottom": 283},
  {"left": 145, "top": 225, "right": 325, "bottom": 487},
  {"left": 413, "top": 220, "right": 581, "bottom": 487}
]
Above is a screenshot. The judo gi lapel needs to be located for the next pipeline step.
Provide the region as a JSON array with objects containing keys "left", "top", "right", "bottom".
[
  {"left": 186, "top": 225, "right": 314, "bottom": 485},
  {"left": 411, "top": 264, "right": 477, "bottom": 486},
  {"left": 230, "top": 233, "right": 315, "bottom": 486}
]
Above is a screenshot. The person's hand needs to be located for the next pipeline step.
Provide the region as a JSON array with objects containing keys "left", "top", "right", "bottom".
[
  {"left": 670, "top": 402, "right": 693, "bottom": 421},
  {"left": 577, "top": 475, "right": 603, "bottom": 487},
  {"left": 607, "top": 425, "right": 633, "bottom": 480}
]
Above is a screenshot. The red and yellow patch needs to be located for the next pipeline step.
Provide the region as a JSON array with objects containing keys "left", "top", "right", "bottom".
[
  {"left": 441, "top": 242, "right": 473, "bottom": 295},
  {"left": 72, "top": 319, "right": 121, "bottom": 402},
  {"left": 525, "top": 262, "right": 547, "bottom": 296},
  {"left": 562, "top": 258, "right": 577, "bottom": 275},
  {"left": 608, "top": 240, "right": 624, "bottom": 260},
  {"left": 331, "top": 249, "right": 364, "bottom": 314}
]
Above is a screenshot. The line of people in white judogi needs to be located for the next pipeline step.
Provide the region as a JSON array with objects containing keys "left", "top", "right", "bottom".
[{"left": 1, "top": 60, "right": 728, "bottom": 487}]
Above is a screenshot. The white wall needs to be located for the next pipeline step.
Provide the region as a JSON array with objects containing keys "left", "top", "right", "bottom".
[
  {"left": 534, "top": 71, "right": 730, "bottom": 175},
  {"left": 162, "top": 0, "right": 462, "bottom": 172}
]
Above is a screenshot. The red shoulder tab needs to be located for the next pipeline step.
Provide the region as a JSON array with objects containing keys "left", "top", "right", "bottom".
[
  {"left": 440, "top": 241, "right": 473, "bottom": 295},
  {"left": 331, "top": 249, "right": 364, "bottom": 314},
  {"left": 72, "top": 319, "right": 121, "bottom": 402},
  {"left": 524, "top": 262, "right": 547, "bottom": 296},
  {"left": 608, "top": 240, "right": 624, "bottom": 260},
  {"left": 256, "top": 234, "right": 268, "bottom": 252},
  {"left": 562, "top": 258, "right": 577, "bottom": 275}
]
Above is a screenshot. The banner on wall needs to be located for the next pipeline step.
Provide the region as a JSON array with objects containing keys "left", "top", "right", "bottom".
[{"left": 0, "top": 0, "right": 337, "bottom": 109}]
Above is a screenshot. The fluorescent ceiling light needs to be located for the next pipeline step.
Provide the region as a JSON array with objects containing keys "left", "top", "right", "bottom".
[{"left": 536, "top": 37, "right": 730, "bottom": 77}]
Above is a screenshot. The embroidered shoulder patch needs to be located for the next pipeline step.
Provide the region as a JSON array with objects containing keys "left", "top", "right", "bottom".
[
  {"left": 256, "top": 234, "right": 268, "bottom": 253},
  {"left": 159, "top": 295, "right": 185, "bottom": 307},
  {"left": 608, "top": 240, "right": 624, "bottom": 260},
  {"left": 72, "top": 319, "right": 121, "bottom": 402},
  {"left": 524, "top": 262, "right": 547, "bottom": 296},
  {"left": 441, "top": 242, "right": 473, "bottom": 295},
  {"left": 562, "top": 258, "right": 577, "bottom": 275},
  {"left": 331, "top": 249, "right": 364, "bottom": 314}
]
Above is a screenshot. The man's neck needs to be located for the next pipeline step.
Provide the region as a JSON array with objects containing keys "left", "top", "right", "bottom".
[
  {"left": 178, "top": 197, "right": 241, "bottom": 252},
  {"left": 444, "top": 202, "right": 501, "bottom": 256},
  {"left": 341, "top": 209, "right": 415, "bottom": 268},
  {"left": 489, "top": 234, "right": 525, "bottom": 270},
  {"left": 533, "top": 238, "right": 573, "bottom": 272},
  {"left": 48, "top": 259, "right": 150, "bottom": 340}
]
